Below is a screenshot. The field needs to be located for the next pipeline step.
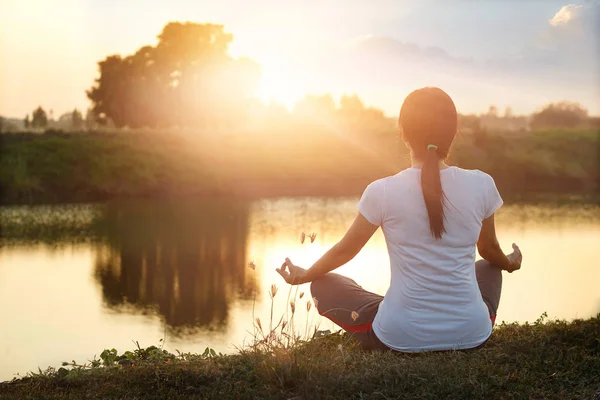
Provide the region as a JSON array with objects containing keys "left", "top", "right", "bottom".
[{"left": 0, "top": 129, "right": 598, "bottom": 205}]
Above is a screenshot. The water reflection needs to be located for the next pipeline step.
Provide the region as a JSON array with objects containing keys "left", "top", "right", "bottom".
[
  {"left": 93, "top": 199, "right": 256, "bottom": 332},
  {"left": 1, "top": 199, "right": 599, "bottom": 382}
]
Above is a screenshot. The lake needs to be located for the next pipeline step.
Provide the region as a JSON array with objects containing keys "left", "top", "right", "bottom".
[{"left": 1, "top": 198, "right": 599, "bottom": 381}]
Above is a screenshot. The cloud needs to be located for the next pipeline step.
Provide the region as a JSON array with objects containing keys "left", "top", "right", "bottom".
[
  {"left": 265, "top": 2, "right": 600, "bottom": 115},
  {"left": 547, "top": 2, "right": 600, "bottom": 39},
  {"left": 549, "top": 4, "right": 583, "bottom": 27},
  {"left": 530, "top": 2, "right": 600, "bottom": 74},
  {"left": 306, "top": 17, "right": 598, "bottom": 113}
]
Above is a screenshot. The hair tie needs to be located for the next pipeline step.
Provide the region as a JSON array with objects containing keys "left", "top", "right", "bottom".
[{"left": 427, "top": 144, "right": 438, "bottom": 150}]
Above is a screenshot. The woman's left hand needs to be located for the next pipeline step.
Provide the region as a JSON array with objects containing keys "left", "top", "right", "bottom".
[{"left": 276, "top": 258, "right": 309, "bottom": 285}]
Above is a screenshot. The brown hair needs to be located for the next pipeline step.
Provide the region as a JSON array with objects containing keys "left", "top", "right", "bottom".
[{"left": 399, "top": 87, "right": 457, "bottom": 239}]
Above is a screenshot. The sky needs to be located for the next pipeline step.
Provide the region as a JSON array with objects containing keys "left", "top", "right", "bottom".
[{"left": 0, "top": 0, "right": 599, "bottom": 118}]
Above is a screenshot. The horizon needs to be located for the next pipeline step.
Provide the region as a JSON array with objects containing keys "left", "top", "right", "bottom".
[{"left": 1, "top": 0, "right": 599, "bottom": 120}]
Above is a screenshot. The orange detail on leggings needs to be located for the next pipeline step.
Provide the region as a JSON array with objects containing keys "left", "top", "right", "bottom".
[
  {"left": 490, "top": 315, "right": 496, "bottom": 324},
  {"left": 317, "top": 308, "right": 374, "bottom": 333}
]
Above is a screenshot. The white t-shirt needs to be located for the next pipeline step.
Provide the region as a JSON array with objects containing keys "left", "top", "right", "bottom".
[{"left": 358, "top": 166, "right": 504, "bottom": 352}]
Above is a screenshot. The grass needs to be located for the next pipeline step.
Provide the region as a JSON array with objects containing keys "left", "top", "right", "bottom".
[
  {"left": 0, "top": 128, "right": 598, "bottom": 205},
  {"left": 1, "top": 315, "right": 599, "bottom": 399},
  {"left": 0, "top": 203, "right": 105, "bottom": 245},
  {"left": 0, "top": 129, "right": 397, "bottom": 205}
]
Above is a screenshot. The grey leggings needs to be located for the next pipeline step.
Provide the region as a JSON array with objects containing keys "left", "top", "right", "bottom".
[{"left": 310, "top": 260, "right": 503, "bottom": 351}]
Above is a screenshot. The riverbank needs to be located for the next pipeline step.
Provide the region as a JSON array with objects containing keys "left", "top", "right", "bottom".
[
  {"left": 0, "top": 129, "right": 598, "bottom": 205},
  {"left": 1, "top": 198, "right": 599, "bottom": 247},
  {"left": 1, "top": 316, "right": 598, "bottom": 399}
]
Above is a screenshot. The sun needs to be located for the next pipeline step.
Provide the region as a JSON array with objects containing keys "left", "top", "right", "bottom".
[{"left": 255, "top": 62, "right": 308, "bottom": 109}]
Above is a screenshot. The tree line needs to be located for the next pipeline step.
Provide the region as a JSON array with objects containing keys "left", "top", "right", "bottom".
[
  {"left": 82, "top": 21, "right": 598, "bottom": 132},
  {"left": 22, "top": 107, "right": 84, "bottom": 130},
  {"left": 1, "top": 21, "right": 597, "bottom": 134},
  {"left": 6, "top": 98, "right": 596, "bottom": 135}
]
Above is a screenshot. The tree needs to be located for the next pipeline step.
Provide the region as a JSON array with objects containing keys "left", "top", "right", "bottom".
[
  {"left": 87, "top": 22, "right": 261, "bottom": 128},
  {"left": 487, "top": 105, "right": 498, "bottom": 117},
  {"left": 339, "top": 94, "right": 365, "bottom": 114},
  {"left": 85, "top": 108, "right": 97, "bottom": 131},
  {"left": 504, "top": 106, "right": 513, "bottom": 118},
  {"left": 24, "top": 114, "right": 30, "bottom": 129},
  {"left": 588, "top": 116, "right": 600, "bottom": 129},
  {"left": 31, "top": 107, "right": 48, "bottom": 129},
  {"left": 337, "top": 94, "right": 365, "bottom": 126},
  {"left": 336, "top": 93, "right": 392, "bottom": 136},
  {"left": 458, "top": 114, "right": 482, "bottom": 133},
  {"left": 530, "top": 102, "right": 588, "bottom": 130},
  {"left": 71, "top": 109, "right": 83, "bottom": 130},
  {"left": 1, "top": 118, "right": 17, "bottom": 133},
  {"left": 294, "top": 94, "right": 336, "bottom": 117}
]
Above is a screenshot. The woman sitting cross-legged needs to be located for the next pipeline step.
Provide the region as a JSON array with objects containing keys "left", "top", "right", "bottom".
[{"left": 276, "top": 87, "right": 523, "bottom": 352}]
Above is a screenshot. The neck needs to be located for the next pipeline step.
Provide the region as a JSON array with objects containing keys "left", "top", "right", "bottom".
[{"left": 410, "top": 155, "right": 450, "bottom": 170}]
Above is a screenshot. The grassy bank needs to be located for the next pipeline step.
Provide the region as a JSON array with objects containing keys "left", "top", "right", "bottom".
[
  {"left": 1, "top": 316, "right": 599, "bottom": 399},
  {"left": 2, "top": 200, "right": 599, "bottom": 247},
  {"left": 0, "top": 129, "right": 397, "bottom": 205},
  {"left": 0, "top": 129, "right": 598, "bottom": 205}
]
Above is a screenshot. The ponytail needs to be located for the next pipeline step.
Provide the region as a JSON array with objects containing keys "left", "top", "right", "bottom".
[
  {"left": 421, "top": 144, "right": 445, "bottom": 239},
  {"left": 398, "top": 86, "right": 457, "bottom": 239}
]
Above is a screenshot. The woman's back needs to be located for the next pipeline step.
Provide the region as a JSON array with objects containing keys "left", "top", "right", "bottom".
[
  {"left": 279, "top": 87, "right": 521, "bottom": 354},
  {"left": 359, "top": 166, "right": 503, "bottom": 351}
]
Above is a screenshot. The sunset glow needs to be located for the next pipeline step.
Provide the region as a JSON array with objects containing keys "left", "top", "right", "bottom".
[
  {"left": 1, "top": 0, "right": 599, "bottom": 119},
  {"left": 0, "top": 1, "right": 599, "bottom": 396},
  {"left": 255, "top": 62, "right": 309, "bottom": 109}
]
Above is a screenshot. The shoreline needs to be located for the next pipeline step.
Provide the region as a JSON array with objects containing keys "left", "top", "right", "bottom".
[
  {"left": 0, "top": 191, "right": 598, "bottom": 208},
  {"left": 1, "top": 316, "right": 599, "bottom": 399}
]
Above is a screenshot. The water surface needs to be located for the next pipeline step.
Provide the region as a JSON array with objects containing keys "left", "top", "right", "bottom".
[{"left": 1, "top": 198, "right": 599, "bottom": 381}]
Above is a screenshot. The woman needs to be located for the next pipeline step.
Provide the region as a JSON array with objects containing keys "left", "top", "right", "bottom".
[{"left": 276, "top": 87, "right": 522, "bottom": 352}]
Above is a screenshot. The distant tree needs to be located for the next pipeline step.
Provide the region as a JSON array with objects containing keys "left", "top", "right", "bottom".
[
  {"left": 337, "top": 94, "right": 366, "bottom": 126},
  {"left": 504, "top": 106, "right": 513, "bottom": 118},
  {"left": 530, "top": 102, "right": 588, "bottom": 130},
  {"left": 1, "top": 118, "right": 17, "bottom": 133},
  {"left": 58, "top": 111, "right": 72, "bottom": 124},
  {"left": 588, "top": 116, "right": 600, "bottom": 129},
  {"left": 487, "top": 105, "right": 498, "bottom": 117},
  {"left": 87, "top": 22, "right": 261, "bottom": 128},
  {"left": 336, "top": 93, "right": 392, "bottom": 136},
  {"left": 24, "top": 114, "right": 30, "bottom": 129},
  {"left": 85, "top": 108, "right": 97, "bottom": 131},
  {"left": 458, "top": 114, "right": 482, "bottom": 133},
  {"left": 31, "top": 106, "right": 48, "bottom": 129},
  {"left": 339, "top": 94, "right": 365, "bottom": 114},
  {"left": 294, "top": 94, "right": 336, "bottom": 117},
  {"left": 71, "top": 109, "right": 84, "bottom": 130}
]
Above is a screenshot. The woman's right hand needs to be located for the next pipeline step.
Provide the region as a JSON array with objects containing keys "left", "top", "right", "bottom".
[
  {"left": 506, "top": 243, "right": 522, "bottom": 273},
  {"left": 276, "top": 258, "right": 309, "bottom": 285}
]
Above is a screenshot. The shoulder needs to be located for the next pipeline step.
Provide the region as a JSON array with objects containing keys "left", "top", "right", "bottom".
[
  {"left": 457, "top": 169, "right": 502, "bottom": 205},
  {"left": 452, "top": 167, "right": 495, "bottom": 184},
  {"left": 473, "top": 170, "right": 498, "bottom": 188},
  {"left": 361, "top": 174, "right": 401, "bottom": 203},
  {"left": 364, "top": 173, "right": 397, "bottom": 190},
  {"left": 361, "top": 178, "right": 388, "bottom": 201}
]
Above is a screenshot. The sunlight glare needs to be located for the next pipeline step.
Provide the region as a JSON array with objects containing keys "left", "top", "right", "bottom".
[{"left": 255, "top": 61, "right": 308, "bottom": 109}]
